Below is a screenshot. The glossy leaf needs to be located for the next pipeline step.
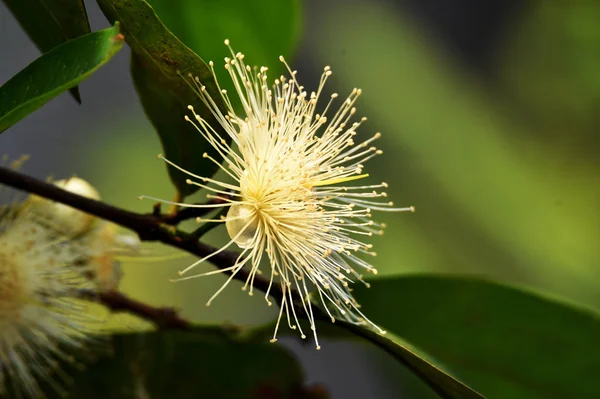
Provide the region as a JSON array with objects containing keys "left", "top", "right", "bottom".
[
  {"left": 3, "top": 0, "right": 92, "bottom": 102},
  {"left": 97, "top": 0, "right": 227, "bottom": 197},
  {"left": 146, "top": 0, "right": 301, "bottom": 99},
  {"left": 353, "top": 275, "right": 600, "bottom": 399},
  {"left": 36, "top": 329, "right": 320, "bottom": 398},
  {"left": 309, "top": 320, "right": 484, "bottom": 399},
  {"left": 0, "top": 23, "right": 123, "bottom": 134}
]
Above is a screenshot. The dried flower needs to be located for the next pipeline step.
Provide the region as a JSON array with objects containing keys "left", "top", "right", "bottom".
[{"left": 141, "top": 41, "right": 413, "bottom": 349}]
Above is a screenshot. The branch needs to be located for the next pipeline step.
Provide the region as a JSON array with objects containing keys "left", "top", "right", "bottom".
[
  {"left": 79, "top": 289, "right": 191, "bottom": 330},
  {"left": 0, "top": 166, "right": 273, "bottom": 296}
]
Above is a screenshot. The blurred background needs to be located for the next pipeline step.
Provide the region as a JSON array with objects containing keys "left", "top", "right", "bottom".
[{"left": 1, "top": 0, "right": 599, "bottom": 397}]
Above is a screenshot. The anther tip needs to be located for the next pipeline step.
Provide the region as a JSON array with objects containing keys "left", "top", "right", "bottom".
[{"left": 224, "top": 39, "right": 230, "bottom": 45}]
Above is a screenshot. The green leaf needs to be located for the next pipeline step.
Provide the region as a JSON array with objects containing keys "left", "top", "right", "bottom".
[
  {"left": 97, "top": 0, "right": 228, "bottom": 198},
  {"left": 3, "top": 0, "right": 92, "bottom": 102},
  {"left": 353, "top": 275, "right": 600, "bottom": 399},
  {"left": 312, "top": 321, "right": 484, "bottom": 399},
  {"left": 0, "top": 23, "right": 123, "bottom": 134},
  {"left": 54, "top": 329, "right": 320, "bottom": 398},
  {"left": 145, "top": 0, "right": 301, "bottom": 98}
]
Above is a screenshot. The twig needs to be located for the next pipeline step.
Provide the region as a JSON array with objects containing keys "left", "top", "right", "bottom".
[
  {"left": 157, "top": 195, "right": 231, "bottom": 225},
  {"left": 190, "top": 206, "right": 228, "bottom": 239},
  {"left": 79, "top": 289, "right": 191, "bottom": 330},
  {"left": 0, "top": 166, "right": 272, "bottom": 296}
]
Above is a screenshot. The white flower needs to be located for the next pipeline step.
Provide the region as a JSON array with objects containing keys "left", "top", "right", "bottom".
[
  {"left": 142, "top": 40, "right": 413, "bottom": 349},
  {"left": 0, "top": 174, "right": 136, "bottom": 396},
  {"left": 0, "top": 206, "right": 91, "bottom": 397}
]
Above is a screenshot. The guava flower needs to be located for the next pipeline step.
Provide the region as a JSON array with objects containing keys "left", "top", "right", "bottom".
[
  {"left": 0, "top": 175, "right": 135, "bottom": 396},
  {"left": 142, "top": 41, "right": 413, "bottom": 349},
  {"left": 0, "top": 207, "right": 90, "bottom": 397}
]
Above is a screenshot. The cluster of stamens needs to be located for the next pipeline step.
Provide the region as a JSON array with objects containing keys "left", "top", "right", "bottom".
[{"left": 141, "top": 40, "right": 413, "bottom": 349}]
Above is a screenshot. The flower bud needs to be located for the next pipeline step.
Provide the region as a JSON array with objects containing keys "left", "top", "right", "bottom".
[
  {"left": 24, "top": 176, "right": 100, "bottom": 236},
  {"left": 225, "top": 204, "right": 258, "bottom": 248}
]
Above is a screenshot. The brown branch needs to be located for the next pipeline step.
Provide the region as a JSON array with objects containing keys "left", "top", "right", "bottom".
[
  {"left": 79, "top": 289, "right": 191, "bottom": 330},
  {"left": 0, "top": 166, "right": 273, "bottom": 297}
]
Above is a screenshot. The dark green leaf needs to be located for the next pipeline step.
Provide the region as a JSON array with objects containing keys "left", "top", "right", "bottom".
[
  {"left": 57, "top": 329, "right": 320, "bottom": 398},
  {"left": 3, "top": 0, "right": 92, "bottom": 102},
  {"left": 313, "top": 320, "right": 484, "bottom": 399},
  {"left": 146, "top": 0, "right": 301, "bottom": 99},
  {"left": 354, "top": 275, "right": 600, "bottom": 399},
  {"left": 97, "top": 0, "right": 227, "bottom": 198},
  {"left": 0, "top": 23, "right": 123, "bottom": 134}
]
